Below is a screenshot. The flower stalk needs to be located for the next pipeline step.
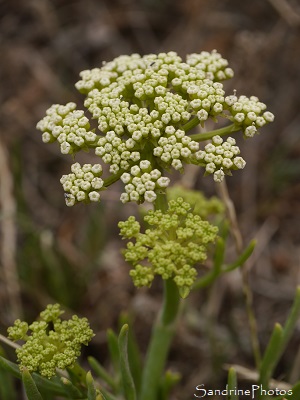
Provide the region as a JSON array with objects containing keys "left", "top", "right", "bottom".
[{"left": 140, "top": 278, "right": 181, "bottom": 400}]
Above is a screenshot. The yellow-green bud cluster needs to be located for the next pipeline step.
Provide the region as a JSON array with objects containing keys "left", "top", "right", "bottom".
[
  {"left": 224, "top": 95, "right": 275, "bottom": 137},
  {"left": 120, "top": 162, "right": 170, "bottom": 204},
  {"left": 193, "top": 135, "right": 246, "bottom": 182},
  {"left": 7, "top": 304, "right": 94, "bottom": 378},
  {"left": 36, "top": 102, "right": 98, "bottom": 155},
  {"left": 60, "top": 162, "right": 103, "bottom": 206},
  {"left": 119, "top": 198, "right": 218, "bottom": 297}
]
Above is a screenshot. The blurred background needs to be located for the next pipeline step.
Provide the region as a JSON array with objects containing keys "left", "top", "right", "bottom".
[{"left": 0, "top": 0, "right": 300, "bottom": 398}]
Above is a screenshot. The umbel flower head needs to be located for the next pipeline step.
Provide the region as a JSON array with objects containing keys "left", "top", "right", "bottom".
[
  {"left": 36, "top": 50, "right": 274, "bottom": 205},
  {"left": 118, "top": 197, "right": 218, "bottom": 298},
  {"left": 7, "top": 304, "right": 94, "bottom": 378}
]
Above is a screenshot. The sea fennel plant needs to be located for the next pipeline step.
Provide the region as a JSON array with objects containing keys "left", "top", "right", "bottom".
[{"left": 2, "top": 50, "right": 298, "bottom": 400}]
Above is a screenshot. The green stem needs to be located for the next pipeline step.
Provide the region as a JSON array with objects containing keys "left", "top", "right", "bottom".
[
  {"left": 182, "top": 117, "right": 201, "bottom": 132},
  {"left": 139, "top": 195, "right": 180, "bottom": 400},
  {"left": 189, "top": 123, "right": 240, "bottom": 142},
  {"left": 103, "top": 170, "right": 124, "bottom": 188},
  {"left": 139, "top": 279, "right": 181, "bottom": 400}
]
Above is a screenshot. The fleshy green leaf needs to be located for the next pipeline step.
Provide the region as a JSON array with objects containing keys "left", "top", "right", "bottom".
[
  {"left": 107, "top": 329, "right": 120, "bottom": 376},
  {"left": 22, "top": 368, "right": 43, "bottom": 400},
  {"left": 223, "top": 239, "right": 256, "bottom": 272},
  {"left": 86, "top": 371, "right": 97, "bottom": 400},
  {"left": 118, "top": 313, "right": 142, "bottom": 393},
  {"left": 118, "top": 324, "right": 136, "bottom": 400},
  {"left": 88, "top": 356, "right": 117, "bottom": 392},
  {"left": 159, "top": 370, "right": 181, "bottom": 400}
]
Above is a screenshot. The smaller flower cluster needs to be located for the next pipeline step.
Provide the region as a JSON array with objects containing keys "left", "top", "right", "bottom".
[
  {"left": 153, "top": 126, "right": 199, "bottom": 171},
  {"left": 187, "top": 81, "right": 225, "bottom": 123},
  {"left": 193, "top": 135, "right": 246, "bottom": 182},
  {"left": 36, "top": 103, "right": 98, "bottom": 155},
  {"left": 95, "top": 130, "right": 139, "bottom": 174},
  {"left": 186, "top": 50, "right": 234, "bottom": 81},
  {"left": 120, "top": 161, "right": 170, "bottom": 204},
  {"left": 119, "top": 197, "right": 218, "bottom": 297},
  {"left": 7, "top": 304, "right": 94, "bottom": 378},
  {"left": 224, "top": 95, "right": 275, "bottom": 137},
  {"left": 60, "top": 162, "right": 104, "bottom": 206}
]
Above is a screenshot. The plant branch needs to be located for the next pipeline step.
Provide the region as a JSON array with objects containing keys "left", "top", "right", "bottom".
[
  {"left": 189, "top": 123, "right": 240, "bottom": 142},
  {"left": 217, "top": 179, "right": 261, "bottom": 369}
]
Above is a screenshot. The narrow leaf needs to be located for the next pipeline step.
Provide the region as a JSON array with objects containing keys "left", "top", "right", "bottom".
[
  {"left": 0, "top": 356, "right": 21, "bottom": 378},
  {"left": 259, "top": 323, "right": 284, "bottom": 391},
  {"left": 86, "top": 371, "right": 97, "bottom": 400},
  {"left": 118, "top": 324, "right": 136, "bottom": 400},
  {"left": 159, "top": 370, "right": 181, "bottom": 400},
  {"left": 193, "top": 237, "right": 224, "bottom": 290},
  {"left": 282, "top": 286, "right": 300, "bottom": 349},
  {"left": 60, "top": 376, "right": 85, "bottom": 398},
  {"left": 223, "top": 240, "right": 256, "bottom": 272},
  {"left": 22, "top": 368, "right": 43, "bottom": 400},
  {"left": 88, "top": 356, "right": 117, "bottom": 392},
  {"left": 107, "top": 329, "right": 120, "bottom": 375}
]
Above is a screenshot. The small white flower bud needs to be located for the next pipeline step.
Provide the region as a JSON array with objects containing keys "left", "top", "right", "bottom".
[
  {"left": 77, "top": 191, "right": 86, "bottom": 201},
  {"left": 156, "top": 177, "right": 170, "bottom": 188},
  {"left": 172, "top": 159, "right": 183, "bottom": 170},
  {"left": 197, "top": 109, "right": 208, "bottom": 121},
  {"left": 140, "top": 160, "right": 151, "bottom": 171},
  {"left": 244, "top": 125, "right": 257, "bottom": 138},
  {"left": 61, "top": 142, "right": 72, "bottom": 154},
  {"left": 130, "top": 191, "right": 140, "bottom": 202},
  {"left": 213, "top": 169, "right": 225, "bottom": 182},
  {"left": 150, "top": 169, "right": 161, "bottom": 180},
  {"left": 144, "top": 181, "right": 155, "bottom": 191},
  {"left": 144, "top": 190, "right": 157, "bottom": 203},
  {"left": 206, "top": 162, "right": 216, "bottom": 174},
  {"left": 130, "top": 166, "right": 141, "bottom": 176},
  {"left": 120, "top": 193, "right": 130, "bottom": 203},
  {"left": 89, "top": 191, "right": 101, "bottom": 202},
  {"left": 222, "top": 158, "right": 233, "bottom": 169},
  {"left": 125, "top": 184, "right": 135, "bottom": 193},
  {"left": 121, "top": 173, "right": 131, "bottom": 184},
  {"left": 205, "top": 143, "right": 216, "bottom": 153},
  {"left": 91, "top": 177, "right": 104, "bottom": 189},
  {"left": 234, "top": 157, "right": 246, "bottom": 169},
  {"left": 263, "top": 111, "right": 275, "bottom": 122},
  {"left": 212, "top": 135, "right": 223, "bottom": 145}
]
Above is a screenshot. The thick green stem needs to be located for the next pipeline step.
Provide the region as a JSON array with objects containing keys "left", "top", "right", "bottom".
[
  {"left": 139, "top": 193, "right": 180, "bottom": 400},
  {"left": 139, "top": 279, "right": 180, "bottom": 400}
]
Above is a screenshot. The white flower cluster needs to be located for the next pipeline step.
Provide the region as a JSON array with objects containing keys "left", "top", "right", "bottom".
[
  {"left": 60, "top": 162, "right": 104, "bottom": 206},
  {"left": 120, "top": 161, "right": 170, "bottom": 203},
  {"left": 95, "top": 130, "right": 140, "bottom": 174},
  {"left": 153, "top": 127, "right": 199, "bottom": 171},
  {"left": 77, "top": 51, "right": 233, "bottom": 136},
  {"left": 224, "top": 95, "right": 275, "bottom": 137},
  {"left": 36, "top": 51, "right": 275, "bottom": 205},
  {"left": 36, "top": 103, "right": 98, "bottom": 155},
  {"left": 194, "top": 135, "right": 246, "bottom": 182},
  {"left": 186, "top": 50, "right": 234, "bottom": 81}
]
